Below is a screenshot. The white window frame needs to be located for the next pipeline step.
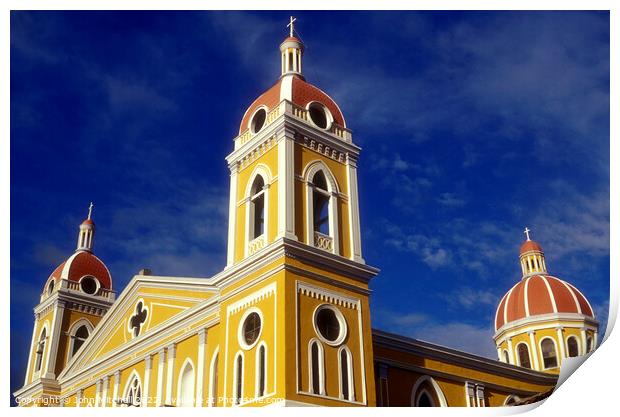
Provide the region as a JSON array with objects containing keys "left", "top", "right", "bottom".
[
  {"left": 68, "top": 318, "right": 94, "bottom": 360},
  {"left": 122, "top": 370, "right": 143, "bottom": 407},
  {"left": 208, "top": 348, "right": 219, "bottom": 407},
  {"left": 515, "top": 342, "right": 533, "bottom": 369},
  {"left": 565, "top": 335, "right": 581, "bottom": 357},
  {"left": 303, "top": 161, "right": 340, "bottom": 255},
  {"left": 33, "top": 324, "right": 49, "bottom": 376},
  {"left": 539, "top": 337, "right": 559, "bottom": 369},
  {"left": 176, "top": 358, "right": 196, "bottom": 407},
  {"left": 308, "top": 338, "right": 326, "bottom": 395},
  {"left": 410, "top": 375, "right": 447, "bottom": 407},
  {"left": 337, "top": 345, "right": 355, "bottom": 402},
  {"left": 244, "top": 165, "right": 271, "bottom": 257},
  {"left": 233, "top": 351, "right": 244, "bottom": 406}
]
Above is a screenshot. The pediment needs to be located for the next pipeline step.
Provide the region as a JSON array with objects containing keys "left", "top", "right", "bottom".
[{"left": 60, "top": 275, "right": 218, "bottom": 379}]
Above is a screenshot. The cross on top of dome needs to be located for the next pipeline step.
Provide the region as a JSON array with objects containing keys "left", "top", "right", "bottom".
[
  {"left": 523, "top": 227, "right": 531, "bottom": 241},
  {"left": 287, "top": 16, "right": 296, "bottom": 37}
]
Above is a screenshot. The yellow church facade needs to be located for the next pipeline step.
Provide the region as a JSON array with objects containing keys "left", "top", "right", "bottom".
[{"left": 15, "top": 20, "right": 596, "bottom": 407}]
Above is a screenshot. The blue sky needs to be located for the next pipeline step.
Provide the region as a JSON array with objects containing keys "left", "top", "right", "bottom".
[{"left": 10, "top": 11, "right": 609, "bottom": 396}]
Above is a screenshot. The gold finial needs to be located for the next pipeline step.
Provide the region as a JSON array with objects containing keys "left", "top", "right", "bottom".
[
  {"left": 523, "top": 227, "right": 531, "bottom": 241},
  {"left": 287, "top": 16, "right": 297, "bottom": 37},
  {"left": 88, "top": 202, "right": 94, "bottom": 220}
]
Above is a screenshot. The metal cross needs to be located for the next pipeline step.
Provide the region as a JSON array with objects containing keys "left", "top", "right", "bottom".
[
  {"left": 87, "top": 202, "right": 94, "bottom": 220},
  {"left": 523, "top": 227, "right": 531, "bottom": 241},
  {"left": 287, "top": 16, "right": 296, "bottom": 37}
]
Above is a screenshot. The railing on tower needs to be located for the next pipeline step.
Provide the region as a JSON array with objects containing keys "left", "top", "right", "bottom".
[
  {"left": 40, "top": 278, "right": 116, "bottom": 302},
  {"left": 235, "top": 100, "right": 352, "bottom": 149}
]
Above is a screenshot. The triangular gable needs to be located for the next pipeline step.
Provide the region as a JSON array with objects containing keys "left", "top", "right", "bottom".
[{"left": 59, "top": 274, "right": 219, "bottom": 379}]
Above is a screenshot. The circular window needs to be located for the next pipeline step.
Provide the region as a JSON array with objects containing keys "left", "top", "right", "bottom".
[
  {"left": 238, "top": 309, "right": 263, "bottom": 349},
  {"left": 308, "top": 102, "right": 331, "bottom": 130},
  {"left": 250, "top": 108, "right": 267, "bottom": 134},
  {"left": 79, "top": 275, "right": 99, "bottom": 295},
  {"left": 313, "top": 304, "right": 347, "bottom": 346}
]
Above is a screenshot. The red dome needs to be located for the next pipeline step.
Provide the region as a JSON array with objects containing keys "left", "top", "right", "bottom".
[
  {"left": 520, "top": 240, "right": 542, "bottom": 254},
  {"left": 239, "top": 75, "right": 346, "bottom": 134},
  {"left": 81, "top": 218, "right": 94, "bottom": 226},
  {"left": 45, "top": 251, "right": 112, "bottom": 291},
  {"left": 495, "top": 275, "right": 594, "bottom": 331}
]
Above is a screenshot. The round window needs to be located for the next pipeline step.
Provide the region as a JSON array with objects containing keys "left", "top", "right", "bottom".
[
  {"left": 251, "top": 108, "right": 267, "bottom": 134},
  {"left": 241, "top": 311, "right": 262, "bottom": 348},
  {"left": 80, "top": 276, "right": 99, "bottom": 295},
  {"left": 314, "top": 305, "right": 346, "bottom": 345},
  {"left": 308, "top": 102, "right": 330, "bottom": 129}
]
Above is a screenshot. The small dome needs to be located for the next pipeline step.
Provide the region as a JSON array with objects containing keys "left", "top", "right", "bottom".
[
  {"left": 520, "top": 240, "right": 543, "bottom": 254},
  {"left": 45, "top": 251, "right": 112, "bottom": 292},
  {"left": 495, "top": 274, "right": 594, "bottom": 331},
  {"left": 239, "top": 75, "right": 346, "bottom": 135},
  {"left": 81, "top": 218, "right": 94, "bottom": 226}
]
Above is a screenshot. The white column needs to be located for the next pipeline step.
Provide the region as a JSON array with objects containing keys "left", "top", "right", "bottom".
[
  {"left": 506, "top": 338, "right": 515, "bottom": 365},
  {"left": 24, "top": 316, "right": 39, "bottom": 384},
  {"left": 593, "top": 331, "right": 598, "bottom": 350},
  {"left": 346, "top": 155, "right": 364, "bottom": 262},
  {"left": 528, "top": 331, "right": 540, "bottom": 370},
  {"left": 101, "top": 376, "right": 109, "bottom": 407},
  {"left": 156, "top": 348, "right": 166, "bottom": 406},
  {"left": 95, "top": 379, "right": 101, "bottom": 407},
  {"left": 196, "top": 329, "right": 207, "bottom": 407},
  {"left": 580, "top": 329, "right": 587, "bottom": 354},
  {"left": 277, "top": 130, "right": 296, "bottom": 240},
  {"left": 226, "top": 164, "right": 239, "bottom": 267},
  {"left": 165, "top": 344, "right": 176, "bottom": 406},
  {"left": 556, "top": 327, "right": 566, "bottom": 363},
  {"left": 143, "top": 355, "right": 152, "bottom": 407},
  {"left": 285, "top": 48, "right": 290, "bottom": 72},
  {"left": 44, "top": 300, "right": 66, "bottom": 378},
  {"left": 112, "top": 370, "right": 120, "bottom": 407}
]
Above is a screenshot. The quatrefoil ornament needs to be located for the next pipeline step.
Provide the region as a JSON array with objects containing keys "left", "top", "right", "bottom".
[{"left": 128, "top": 300, "right": 148, "bottom": 338}]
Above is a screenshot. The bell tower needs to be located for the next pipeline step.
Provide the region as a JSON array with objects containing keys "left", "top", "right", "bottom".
[
  {"left": 19, "top": 205, "right": 115, "bottom": 406},
  {"left": 217, "top": 18, "right": 378, "bottom": 406}
]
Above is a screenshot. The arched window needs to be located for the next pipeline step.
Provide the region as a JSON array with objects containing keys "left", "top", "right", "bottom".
[
  {"left": 567, "top": 336, "right": 579, "bottom": 357},
  {"left": 416, "top": 390, "right": 435, "bottom": 407},
  {"left": 305, "top": 163, "right": 339, "bottom": 255},
  {"left": 177, "top": 360, "right": 195, "bottom": 407},
  {"left": 233, "top": 353, "right": 243, "bottom": 405},
  {"left": 71, "top": 325, "right": 90, "bottom": 358},
  {"left": 209, "top": 350, "right": 219, "bottom": 407},
  {"left": 123, "top": 373, "right": 142, "bottom": 407},
  {"left": 586, "top": 335, "right": 593, "bottom": 353},
  {"left": 249, "top": 176, "right": 265, "bottom": 240},
  {"left": 541, "top": 338, "right": 558, "bottom": 369},
  {"left": 504, "top": 395, "right": 520, "bottom": 406},
  {"left": 257, "top": 344, "right": 266, "bottom": 397},
  {"left": 410, "top": 376, "right": 446, "bottom": 407},
  {"left": 34, "top": 328, "right": 47, "bottom": 373},
  {"left": 47, "top": 280, "right": 55, "bottom": 295},
  {"left": 517, "top": 343, "right": 531, "bottom": 369},
  {"left": 503, "top": 350, "right": 510, "bottom": 364},
  {"left": 339, "top": 346, "right": 354, "bottom": 401},
  {"left": 309, "top": 340, "right": 325, "bottom": 395},
  {"left": 312, "top": 172, "right": 330, "bottom": 236}
]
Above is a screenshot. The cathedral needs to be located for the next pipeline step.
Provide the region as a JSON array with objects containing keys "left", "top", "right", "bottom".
[{"left": 14, "top": 19, "right": 598, "bottom": 407}]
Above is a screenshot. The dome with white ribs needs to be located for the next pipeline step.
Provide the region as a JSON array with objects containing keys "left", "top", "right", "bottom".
[{"left": 495, "top": 274, "right": 594, "bottom": 331}]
